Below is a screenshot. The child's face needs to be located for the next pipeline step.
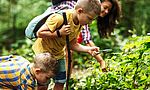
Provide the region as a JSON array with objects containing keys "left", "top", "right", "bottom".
[
  {"left": 77, "top": 9, "right": 97, "bottom": 25},
  {"left": 100, "top": 1, "right": 112, "bottom": 17},
  {"left": 35, "top": 70, "right": 55, "bottom": 84}
]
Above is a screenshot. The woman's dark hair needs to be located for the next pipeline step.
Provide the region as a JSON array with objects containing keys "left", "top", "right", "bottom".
[{"left": 97, "top": 0, "right": 121, "bottom": 38}]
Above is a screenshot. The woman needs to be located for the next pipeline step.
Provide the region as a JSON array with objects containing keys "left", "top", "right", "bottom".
[{"left": 97, "top": 0, "right": 121, "bottom": 37}]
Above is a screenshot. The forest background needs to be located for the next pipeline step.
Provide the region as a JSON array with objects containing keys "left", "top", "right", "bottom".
[{"left": 0, "top": 0, "right": 150, "bottom": 89}]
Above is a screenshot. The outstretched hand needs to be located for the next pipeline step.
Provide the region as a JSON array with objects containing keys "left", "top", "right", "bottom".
[{"left": 88, "top": 46, "right": 100, "bottom": 56}]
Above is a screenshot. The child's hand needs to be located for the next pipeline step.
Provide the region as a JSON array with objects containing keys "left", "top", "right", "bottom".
[
  {"left": 91, "top": 51, "right": 100, "bottom": 56},
  {"left": 60, "top": 24, "right": 71, "bottom": 36},
  {"left": 88, "top": 46, "right": 100, "bottom": 56}
]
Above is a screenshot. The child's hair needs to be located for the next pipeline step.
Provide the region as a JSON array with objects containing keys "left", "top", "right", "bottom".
[
  {"left": 75, "top": 0, "right": 101, "bottom": 15},
  {"left": 97, "top": 0, "right": 121, "bottom": 37},
  {"left": 33, "top": 53, "right": 58, "bottom": 74}
]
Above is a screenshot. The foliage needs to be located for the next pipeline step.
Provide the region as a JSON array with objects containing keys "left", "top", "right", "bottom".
[
  {"left": 0, "top": 0, "right": 51, "bottom": 53},
  {"left": 1, "top": 0, "right": 150, "bottom": 54},
  {"left": 120, "top": 0, "right": 150, "bottom": 36},
  {"left": 0, "top": 0, "right": 150, "bottom": 89},
  {"left": 69, "top": 36, "right": 150, "bottom": 89},
  {"left": 1, "top": 38, "right": 34, "bottom": 62}
]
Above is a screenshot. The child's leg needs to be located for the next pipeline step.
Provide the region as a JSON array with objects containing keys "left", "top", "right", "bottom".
[{"left": 53, "top": 59, "right": 66, "bottom": 90}]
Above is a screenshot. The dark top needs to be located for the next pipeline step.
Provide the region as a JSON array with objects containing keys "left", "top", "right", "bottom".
[{"left": 52, "top": 0, "right": 77, "bottom": 5}]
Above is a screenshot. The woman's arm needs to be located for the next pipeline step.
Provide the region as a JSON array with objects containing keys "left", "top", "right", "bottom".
[{"left": 86, "top": 41, "right": 107, "bottom": 72}]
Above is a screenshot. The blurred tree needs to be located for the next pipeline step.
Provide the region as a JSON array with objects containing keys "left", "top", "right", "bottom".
[
  {"left": 0, "top": 0, "right": 51, "bottom": 54},
  {"left": 119, "top": 0, "right": 150, "bottom": 37},
  {"left": 0, "top": 0, "right": 150, "bottom": 56}
]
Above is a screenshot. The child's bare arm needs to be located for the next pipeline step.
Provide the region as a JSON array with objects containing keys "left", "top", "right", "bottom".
[
  {"left": 86, "top": 41, "right": 106, "bottom": 70},
  {"left": 37, "top": 24, "right": 71, "bottom": 38},
  {"left": 70, "top": 38, "right": 99, "bottom": 55},
  {"left": 37, "top": 24, "right": 57, "bottom": 38}
]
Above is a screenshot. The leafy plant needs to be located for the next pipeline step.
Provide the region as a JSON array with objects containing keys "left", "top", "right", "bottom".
[
  {"left": 2, "top": 38, "right": 34, "bottom": 62},
  {"left": 69, "top": 36, "right": 150, "bottom": 90}
]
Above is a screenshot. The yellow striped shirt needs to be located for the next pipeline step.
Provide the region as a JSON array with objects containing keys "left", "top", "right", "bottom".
[{"left": 0, "top": 55, "right": 37, "bottom": 90}]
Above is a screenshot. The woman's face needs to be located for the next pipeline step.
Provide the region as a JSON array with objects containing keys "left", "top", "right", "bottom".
[{"left": 100, "top": 1, "right": 112, "bottom": 17}]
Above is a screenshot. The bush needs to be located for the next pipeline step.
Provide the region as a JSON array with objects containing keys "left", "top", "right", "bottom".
[
  {"left": 2, "top": 38, "right": 34, "bottom": 62},
  {"left": 69, "top": 36, "right": 150, "bottom": 90}
]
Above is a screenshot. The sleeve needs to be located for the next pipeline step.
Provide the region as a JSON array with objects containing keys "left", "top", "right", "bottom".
[
  {"left": 20, "top": 76, "right": 37, "bottom": 90},
  {"left": 45, "top": 13, "right": 64, "bottom": 32},
  {"left": 0, "top": 55, "right": 13, "bottom": 62},
  {"left": 81, "top": 24, "right": 92, "bottom": 44},
  {"left": 21, "top": 84, "right": 36, "bottom": 90}
]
